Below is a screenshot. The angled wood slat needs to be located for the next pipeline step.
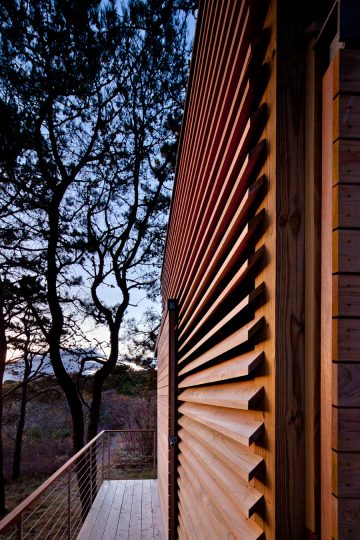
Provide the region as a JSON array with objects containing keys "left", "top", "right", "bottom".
[
  {"left": 178, "top": 380, "right": 264, "bottom": 410},
  {"left": 179, "top": 282, "right": 265, "bottom": 361},
  {"left": 177, "top": 496, "right": 197, "bottom": 540},
  {"left": 178, "top": 415, "right": 263, "bottom": 482},
  {"left": 179, "top": 351, "right": 264, "bottom": 388},
  {"left": 179, "top": 246, "right": 266, "bottom": 348},
  {"left": 172, "top": 0, "right": 244, "bottom": 217},
  {"left": 177, "top": 118, "right": 267, "bottom": 316},
  {"left": 178, "top": 447, "right": 264, "bottom": 540},
  {"left": 163, "top": 2, "right": 265, "bottom": 292},
  {"left": 179, "top": 434, "right": 263, "bottom": 518},
  {"left": 166, "top": 8, "right": 264, "bottom": 298},
  {"left": 179, "top": 166, "right": 267, "bottom": 333},
  {"left": 172, "top": 124, "right": 266, "bottom": 313},
  {"left": 179, "top": 402, "right": 264, "bottom": 446},
  {"left": 178, "top": 463, "right": 244, "bottom": 540},
  {"left": 165, "top": 0, "right": 236, "bottom": 281},
  {"left": 166, "top": 32, "right": 252, "bottom": 295},
  {"left": 178, "top": 473, "right": 218, "bottom": 540},
  {"left": 179, "top": 316, "right": 265, "bottom": 375},
  {"left": 168, "top": 67, "right": 265, "bottom": 297},
  {"left": 334, "top": 48, "right": 360, "bottom": 93}
]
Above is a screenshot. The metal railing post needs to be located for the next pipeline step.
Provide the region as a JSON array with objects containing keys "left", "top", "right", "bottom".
[
  {"left": 107, "top": 432, "right": 111, "bottom": 480},
  {"left": 16, "top": 514, "right": 23, "bottom": 540},
  {"left": 67, "top": 469, "right": 71, "bottom": 540},
  {"left": 89, "top": 446, "right": 93, "bottom": 507},
  {"left": 101, "top": 434, "right": 105, "bottom": 483}
]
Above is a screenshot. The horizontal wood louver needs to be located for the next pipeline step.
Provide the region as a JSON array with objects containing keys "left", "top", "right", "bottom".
[{"left": 157, "top": 0, "right": 277, "bottom": 538}]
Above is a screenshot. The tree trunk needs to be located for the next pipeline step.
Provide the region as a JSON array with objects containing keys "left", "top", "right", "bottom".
[
  {"left": 46, "top": 200, "right": 90, "bottom": 519},
  {"left": 0, "top": 279, "right": 7, "bottom": 515},
  {"left": 87, "top": 330, "right": 120, "bottom": 442},
  {"left": 47, "top": 202, "right": 85, "bottom": 453},
  {"left": 12, "top": 372, "right": 29, "bottom": 481}
]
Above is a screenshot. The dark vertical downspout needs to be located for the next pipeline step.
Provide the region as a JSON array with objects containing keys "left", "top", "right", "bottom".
[{"left": 168, "top": 299, "right": 178, "bottom": 540}]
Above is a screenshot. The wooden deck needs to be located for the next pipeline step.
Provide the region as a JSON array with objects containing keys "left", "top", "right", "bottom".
[{"left": 77, "top": 480, "right": 164, "bottom": 540}]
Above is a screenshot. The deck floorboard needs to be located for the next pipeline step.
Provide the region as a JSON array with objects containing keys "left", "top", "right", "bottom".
[{"left": 77, "top": 480, "right": 164, "bottom": 540}]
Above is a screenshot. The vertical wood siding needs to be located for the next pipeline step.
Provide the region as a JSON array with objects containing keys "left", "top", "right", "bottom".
[
  {"left": 156, "top": 310, "right": 170, "bottom": 537},
  {"left": 322, "top": 49, "right": 360, "bottom": 540}
]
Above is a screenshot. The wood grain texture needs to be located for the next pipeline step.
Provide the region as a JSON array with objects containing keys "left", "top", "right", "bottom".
[
  {"left": 178, "top": 415, "right": 264, "bottom": 482},
  {"left": 334, "top": 94, "right": 360, "bottom": 140},
  {"left": 178, "top": 351, "right": 264, "bottom": 388},
  {"left": 333, "top": 139, "right": 360, "bottom": 185},
  {"left": 179, "top": 246, "right": 266, "bottom": 349},
  {"left": 335, "top": 497, "right": 360, "bottom": 540},
  {"left": 333, "top": 451, "right": 360, "bottom": 498},
  {"left": 179, "top": 402, "right": 264, "bottom": 446},
  {"left": 177, "top": 171, "right": 267, "bottom": 346},
  {"left": 333, "top": 363, "right": 360, "bottom": 406},
  {"left": 334, "top": 49, "right": 360, "bottom": 94},
  {"left": 333, "top": 275, "right": 360, "bottom": 317},
  {"left": 179, "top": 208, "right": 266, "bottom": 338},
  {"left": 333, "top": 407, "right": 360, "bottom": 451},
  {"left": 333, "top": 319, "right": 360, "bottom": 362},
  {"left": 178, "top": 446, "right": 264, "bottom": 540},
  {"left": 321, "top": 57, "right": 335, "bottom": 540},
  {"left": 304, "top": 32, "right": 322, "bottom": 535},
  {"left": 179, "top": 282, "right": 265, "bottom": 362},
  {"left": 178, "top": 317, "right": 265, "bottom": 375},
  {"left": 333, "top": 230, "right": 360, "bottom": 273},
  {"left": 333, "top": 184, "right": 360, "bottom": 228},
  {"left": 156, "top": 310, "right": 170, "bottom": 539},
  {"left": 179, "top": 435, "right": 263, "bottom": 518},
  {"left": 275, "top": 1, "right": 307, "bottom": 537},
  {"left": 77, "top": 480, "right": 165, "bottom": 540},
  {"left": 178, "top": 380, "right": 264, "bottom": 410}
]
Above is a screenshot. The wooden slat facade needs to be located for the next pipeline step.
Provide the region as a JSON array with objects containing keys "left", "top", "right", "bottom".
[{"left": 156, "top": 1, "right": 360, "bottom": 539}]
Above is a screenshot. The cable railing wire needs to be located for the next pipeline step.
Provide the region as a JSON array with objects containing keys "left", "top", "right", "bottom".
[{"left": 0, "top": 429, "right": 156, "bottom": 540}]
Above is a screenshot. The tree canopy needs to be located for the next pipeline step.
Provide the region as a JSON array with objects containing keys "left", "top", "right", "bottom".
[{"left": 0, "top": 0, "right": 194, "bottom": 475}]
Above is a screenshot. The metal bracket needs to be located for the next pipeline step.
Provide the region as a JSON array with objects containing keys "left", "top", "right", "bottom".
[{"left": 168, "top": 436, "right": 178, "bottom": 448}]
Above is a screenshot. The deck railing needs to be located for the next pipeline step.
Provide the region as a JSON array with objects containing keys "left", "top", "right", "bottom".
[{"left": 0, "top": 429, "right": 156, "bottom": 540}]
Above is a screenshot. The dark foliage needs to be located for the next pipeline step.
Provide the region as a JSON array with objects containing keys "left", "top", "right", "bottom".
[{"left": 0, "top": 0, "right": 194, "bottom": 513}]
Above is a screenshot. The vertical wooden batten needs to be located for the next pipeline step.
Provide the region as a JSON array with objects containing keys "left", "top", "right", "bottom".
[
  {"left": 155, "top": 299, "right": 178, "bottom": 540},
  {"left": 275, "top": 0, "right": 308, "bottom": 536}
]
